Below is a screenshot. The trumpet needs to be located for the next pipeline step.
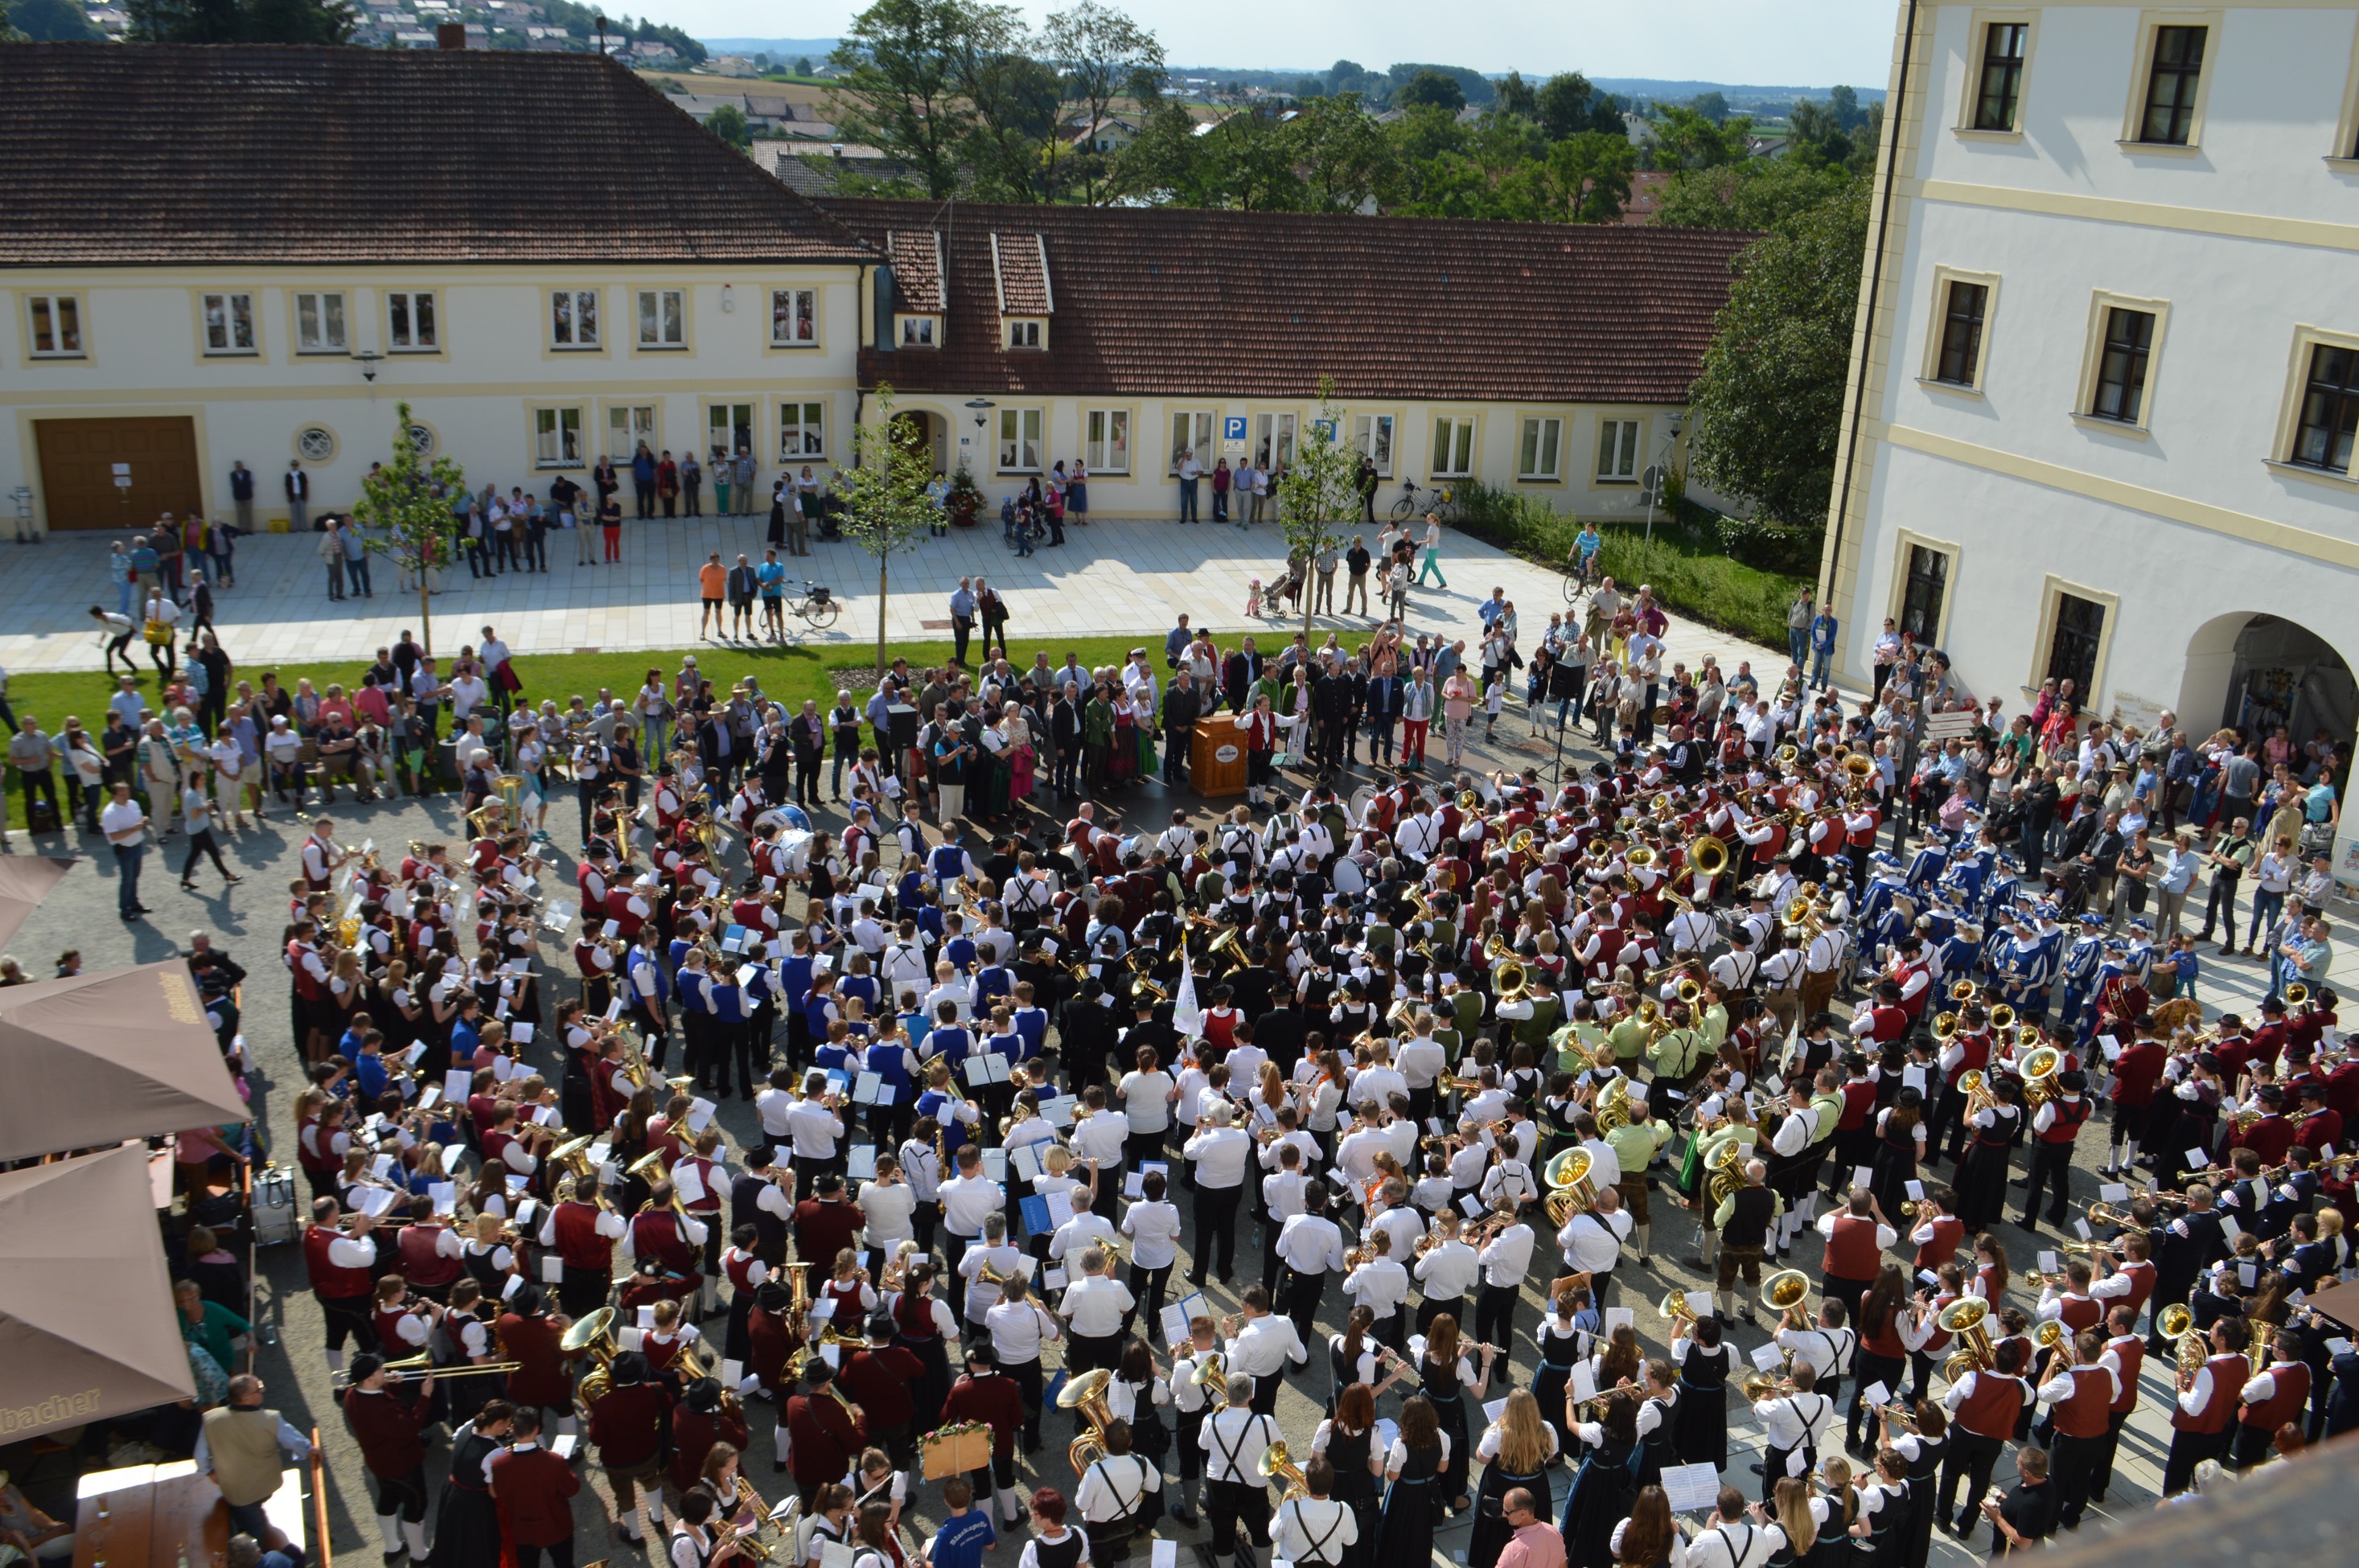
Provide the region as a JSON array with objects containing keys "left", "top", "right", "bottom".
[{"left": 1739, "top": 1369, "right": 1798, "bottom": 1402}]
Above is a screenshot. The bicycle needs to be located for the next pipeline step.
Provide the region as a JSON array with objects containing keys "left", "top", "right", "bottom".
[
  {"left": 1388, "top": 479, "right": 1456, "bottom": 524},
  {"left": 790, "top": 581, "right": 840, "bottom": 630}
]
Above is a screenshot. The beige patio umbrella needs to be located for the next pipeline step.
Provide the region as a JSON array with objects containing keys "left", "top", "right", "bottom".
[{"left": 0, "top": 960, "right": 247, "bottom": 1163}]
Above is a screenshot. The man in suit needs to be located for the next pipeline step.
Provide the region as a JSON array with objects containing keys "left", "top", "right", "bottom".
[{"left": 487, "top": 1406, "right": 581, "bottom": 1568}]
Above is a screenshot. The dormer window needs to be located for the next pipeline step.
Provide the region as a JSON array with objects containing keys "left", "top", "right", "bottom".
[
  {"left": 1006, "top": 318, "right": 1046, "bottom": 351},
  {"left": 899, "top": 314, "right": 939, "bottom": 347},
  {"left": 991, "top": 232, "right": 1053, "bottom": 356}
]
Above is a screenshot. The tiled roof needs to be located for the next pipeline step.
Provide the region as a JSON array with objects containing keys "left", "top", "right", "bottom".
[
  {"left": 824, "top": 198, "right": 1753, "bottom": 402},
  {"left": 890, "top": 231, "right": 947, "bottom": 314},
  {"left": 990, "top": 233, "right": 1053, "bottom": 315},
  {"left": 0, "top": 43, "right": 877, "bottom": 268}
]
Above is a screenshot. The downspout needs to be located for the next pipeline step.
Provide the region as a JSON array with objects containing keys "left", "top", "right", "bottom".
[{"left": 1822, "top": 0, "right": 1921, "bottom": 609}]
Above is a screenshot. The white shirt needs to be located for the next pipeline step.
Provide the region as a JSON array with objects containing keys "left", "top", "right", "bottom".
[
  {"left": 1413, "top": 1238, "right": 1482, "bottom": 1299},
  {"left": 1272, "top": 1496, "right": 1358, "bottom": 1566},
  {"left": 1226, "top": 1313, "right": 1309, "bottom": 1381},
  {"left": 785, "top": 1099, "right": 844, "bottom": 1159},
  {"left": 856, "top": 1181, "right": 917, "bottom": 1245},
  {"left": 1558, "top": 1208, "right": 1632, "bottom": 1273},
  {"left": 1185, "top": 1125, "right": 1252, "bottom": 1189},
  {"left": 1753, "top": 1389, "right": 1838, "bottom": 1455},
  {"left": 1199, "top": 1407, "right": 1279, "bottom": 1483},
  {"left": 1476, "top": 1224, "right": 1536, "bottom": 1289},
  {"left": 984, "top": 1298, "right": 1060, "bottom": 1365},
  {"left": 939, "top": 1172, "right": 1003, "bottom": 1238},
  {"left": 1121, "top": 1199, "right": 1183, "bottom": 1270},
  {"left": 1275, "top": 1213, "right": 1347, "bottom": 1276},
  {"left": 101, "top": 796, "right": 148, "bottom": 847},
  {"left": 1342, "top": 1257, "right": 1411, "bottom": 1318},
  {"left": 1060, "top": 1275, "right": 1136, "bottom": 1339},
  {"left": 1119, "top": 1070, "right": 1174, "bottom": 1134},
  {"left": 1075, "top": 1455, "right": 1160, "bottom": 1525}
]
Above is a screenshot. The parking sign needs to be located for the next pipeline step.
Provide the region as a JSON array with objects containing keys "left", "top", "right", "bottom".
[{"left": 1222, "top": 416, "right": 1248, "bottom": 458}]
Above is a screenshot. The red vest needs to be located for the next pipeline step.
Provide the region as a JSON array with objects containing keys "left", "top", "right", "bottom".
[
  {"left": 1838, "top": 1079, "right": 1879, "bottom": 1131},
  {"left": 1954, "top": 1373, "right": 2026, "bottom": 1441},
  {"left": 1914, "top": 1216, "right": 1965, "bottom": 1272},
  {"left": 289, "top": 941, "right": 323, "bottom": 1000},
  {"left": 724, "top": 1249, "right": 762, "bottom": 1296},
  {"left": 631, "top": 1210, "right": 697, "bottom": 1275},
  {"left": 2053, "top": 1294, "right": 2102, "bottom": 1335},
  {"left": 2240, "top": 1361, "right": 2311, "bottom": 1432},
  {"left": 2037, "top": 1097, "right": 2092, "bottom": 1144},
  {"left": 1946, "top": 1035, "right": 1991, "bottom": 1088},
  {"left": 2106, "top": 1336, "right": 2145, "bottom": 1414},
  {"left": 894, "top": 1287, "right": 942, "bottom": 1341},
  {"left": 2051, "top": 1365, "right": 2114, "bottom": 1439},
  {"left": 1918, "top": 1291, "right": 1957, "bottom": 1356},
  {"left": 550, "top": 1201, "right": 614, "bottom": 1271},
  {"left": 2111, "top": 1261, "right": 2156, "bottom": 1317},
  {"left": 398, "top": 1223, "right": 463, "bottom": 1288},
  {"left": 1862, "top": 1307, "right": 1909, "bottom": 1361},
  {"left": 296, "top": 1114, "right": 340, "bottom": 1174},
  {"left": 303, "top": 1224, "right": 374, "bottom": 1299},
  {"left": 374, "top": 1305, "right": 424, "bottom": 1353},
  {"left": 1824, "top": 1213, "right": 1884, "bottom": 1281},
  {"left": 2172, "top": 1353, "right": 2248, "bottom": 1435}
]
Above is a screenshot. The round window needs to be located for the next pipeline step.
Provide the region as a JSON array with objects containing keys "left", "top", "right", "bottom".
[
  {"left": 405, "top": 423, "right": 438, "bottom": 458},
  {"left": 295, "top": 425, "right": 337, "bottom": 463}
]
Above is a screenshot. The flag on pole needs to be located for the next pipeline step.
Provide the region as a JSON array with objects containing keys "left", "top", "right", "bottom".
[{"left": 1170, "top": 952, "right": 1204, "bottom": 1041}]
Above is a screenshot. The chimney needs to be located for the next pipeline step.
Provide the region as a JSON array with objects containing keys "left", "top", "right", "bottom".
[{"left": 437, "top": 22, "right": 466, "bottom": 48}]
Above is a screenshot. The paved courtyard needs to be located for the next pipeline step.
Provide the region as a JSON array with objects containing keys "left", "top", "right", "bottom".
[{"left": 0, "top": 514, "right": 1782, "bottom": 678}]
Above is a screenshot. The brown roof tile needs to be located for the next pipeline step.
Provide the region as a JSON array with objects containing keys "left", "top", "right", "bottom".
[
  {"left": 990, "top": 233, "right": 1053, "bottom": 316},
  {"left": 890, "top": 230, "right": 947, "bottom": 314},
  {"left": 0, "top": 43, "right": 877, "bottom": 268},
  {"left": 828, "top": 198, "right": 1752, "bottom": 402}
]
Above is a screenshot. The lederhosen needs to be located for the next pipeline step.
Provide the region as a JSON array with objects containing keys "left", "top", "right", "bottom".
[
  {"left": 1761, "top": 1392, "right": 1833, "bottom": 1500},
  {"left": 1082, "top": 1455, "right": 1153, "bottom": 1561}
]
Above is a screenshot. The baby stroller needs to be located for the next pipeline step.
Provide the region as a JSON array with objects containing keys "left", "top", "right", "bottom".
[{"left": 1265, "top": 557, "right": 1306, "bottom": 617}]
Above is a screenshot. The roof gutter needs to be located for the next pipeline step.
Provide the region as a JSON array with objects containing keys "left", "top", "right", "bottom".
[{"left": 1822, "top": 0, "right": 1919, "bottom": 609}]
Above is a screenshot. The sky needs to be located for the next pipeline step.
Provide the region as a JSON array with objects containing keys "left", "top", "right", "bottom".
[{"left": 640, "top": 0, "right": 1903, "bottom": 88}]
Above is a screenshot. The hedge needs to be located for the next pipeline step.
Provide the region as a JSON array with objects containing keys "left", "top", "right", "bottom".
[{"left": 1447, "top": 480, "right": 1810, "bottom": 649}]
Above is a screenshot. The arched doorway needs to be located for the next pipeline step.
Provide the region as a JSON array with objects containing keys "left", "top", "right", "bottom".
[
  {"left": 2180, "top": 614, "right": 2357, "bottom": 753},
  {"left": 893, "top": 409, "right": 947, "bottom": 477}
]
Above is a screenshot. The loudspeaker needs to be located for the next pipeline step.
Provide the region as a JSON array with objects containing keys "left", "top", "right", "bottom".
[{"left": 887, "top": 704, "right": 919, "bottom": 752}]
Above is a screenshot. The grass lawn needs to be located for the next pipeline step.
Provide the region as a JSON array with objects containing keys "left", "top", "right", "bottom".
[{"left": 1, "top": 631, "right": 1214, "bottom": 741}]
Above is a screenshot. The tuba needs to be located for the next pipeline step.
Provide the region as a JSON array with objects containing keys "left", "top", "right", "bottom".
[
  {"left": 1544, "top": 1147, "right": 1597, "bottom": 1226},
  {"left": 2018, "top": 1045, "right": 2063, "bottom": 1109},
  {"left": 2159, "top": 1303, "right": 2205, "bottom": 1389},
  {"left": 1704, "top": 1138, "right": 1749, "bottom": 1205},
  {"left": 1761, "top": 1269, "right": 1812, "bottom": 1328},
  {"left": 1596, "top": 1075, "right": 1634, "bottom": 1135},
  {"left": 563, "top": 1305, "right": 619, "bottom": 1405},
  {"left": 1938, "top": 1296, "right": 1997, "bottom": 1381},
  {"left": 1657, "top": 1289, "right": 1699, "bottom": 1331},
  {"left": 1687, "top": 835, "right": 1730, "bottom": 880},
  {"left": 1058, "top": 1367, "right": 1117, "bottom": 1474}
]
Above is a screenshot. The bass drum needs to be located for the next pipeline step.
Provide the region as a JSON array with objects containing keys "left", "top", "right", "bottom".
[{"left": 1348, "top": 783, "right": 1379, "bottom": 827}]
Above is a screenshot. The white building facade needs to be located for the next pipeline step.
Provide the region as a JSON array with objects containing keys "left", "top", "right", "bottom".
[{"left": 1821, "top": 0, "right": 2359, "bottom": 876}]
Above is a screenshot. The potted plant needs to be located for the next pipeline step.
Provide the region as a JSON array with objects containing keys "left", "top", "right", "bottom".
[{"left": 944, "top": 462, "right": 984, "bottom": 529}]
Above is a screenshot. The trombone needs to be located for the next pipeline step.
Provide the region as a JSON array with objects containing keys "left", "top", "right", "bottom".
[{"left": 332, "top": 1349, "right": 524, "bottom": 1389}]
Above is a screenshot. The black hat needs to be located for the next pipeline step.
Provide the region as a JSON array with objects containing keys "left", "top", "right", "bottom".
[
  {"left": 2058, "top": 1070, "right": 2087, "bottom": 1094},
  {"left": 348, "top": 1352, "right": 386, "bottom": 1382},
  {"left": 966, "top": 1341, "right": 1000, "bottom": 1370},
  {"left": 755, "top": 1280, "right": 795, "bottom": 1312},
  {"left": 610, "top": 1351, "right": 651, "bottom": 1387},
  {"left": 683, "top": 1377, "right": 722, "bottom": 1414}
]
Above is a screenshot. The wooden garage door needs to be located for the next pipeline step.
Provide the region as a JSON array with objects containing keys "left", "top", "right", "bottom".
[{"left": 35, "top": 416, "right": 203, "bottom": 532}]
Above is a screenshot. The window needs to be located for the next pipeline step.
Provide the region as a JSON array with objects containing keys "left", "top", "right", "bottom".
[
  {"left": 2139, "top": 24, "right": 2207, "bottom": 146},
  {"left": 2089, "top": 307, "right": 2157, "bottom": 424},
  {"left": 1899, "top": 545, "right": 1950, "bottom": 641},
  {"left": 1352, "top": 413, "right": 1395, "bottom": 478},
  {"left": 535, "top": 408, "right": 584, "bottom": 468},
  {"left": 1934, "top": 280, "right": 1989, "bottom": 386},
  {"left": 387, "top": 291, "right": 437, "bottom": 351},
  {"left": 606, "top": 404, "right": 655, "bottom": 462},
  {"left": 295, "top": 425, "right": 338, "bottom": 464},
  {"left": 1085, "top": 409, "right": 1130, "bottom": 474},
  {"left": 2290, "top": 343, "right": 2359, "bottom": 474},
  {"left": 635, "top": 289, "right": 685, "bottom": 348},
  {"left": 2045, "top": 592, "right": 2106, "bottom": 692},
  {"left": 771, "top": 288, "right": 817, "bottom": 347},
  {"left": 1256, "top": 413, "right": 1297, "bottom": 469},
  {"left": 1596, "top": 419, "right": 1640, "bottom": 481},
  {"left": 27, "top": 294, "right": 82, "bottom": 357},
  {"left": 202, "top": 292, "right": 257, "bottom": 355},
  {"left": 709, "top": 403, "right": 754, "bottom": 462},
  {"left": 898, "top": 315, "right": 937, "bottom": 347},
  {"left": 1169, "top": 411, "right": 1214, "bottom": 473},
  {"left": 295, "top": 292, "right": 347, "bottom": 353},
  {"left": 1007, "top": 319, "right": 1042, "bottom": 350},
  {"left": 1518, "top": 417, "right": 1563, "bottom": 480},
  {"left": 553, "top": 289, "right": 601, "bottom": 348},
  {"left": 779, "top": 401, "right": 826, "bottom": 462},
  {"left": 999, "top": 408, "right": 1043, "bottom": 472},
  {"left": 1974, "top": 22, "right": 2029, "bottom": 130}
]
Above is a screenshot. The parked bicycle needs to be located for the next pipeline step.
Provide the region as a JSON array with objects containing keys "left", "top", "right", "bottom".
[
  {"left": 791, "top": 581, "right": 840, "bottom": 630},
  {"left": 1387, "top": 478, "right": 1456, "bottom": 524}
]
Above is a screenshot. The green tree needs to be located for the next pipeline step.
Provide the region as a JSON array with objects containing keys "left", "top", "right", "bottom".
[
  {"left": 1285, "top": 92, "right": 1395, "bottom": 212},
  {"left": 828, "top": 0, "right": 978, "bottom": 199},
  {"left": 1688, "top": 89, "right": 1731, "bottom": 124},
  {"left": 795, "top": 55, "right": 813, "bottom": 74},
  {"left": 1276, "top": 380, "right": 1362, "bottom": 641},
  {"left": 355, "top": 402, "right": 468, "bottom": 657},
  {"left": 1536, "top": 72, "right": 1621, "bottom": 138},
  {"left": 1686, "top": 177, "right": 1870, "bottom": 530},
  {"left": 1396, "top": 68, "right": 1465, "bottom": 113},
  {"left": 1045, "top": 0, "right": 1167, "bottom": 205},
  {"left": 1827, "top": 84, "right": 1867, "bottom": 131},
  {"left": 128, "top": 0, "right": 354, "bottom": 43},
  {"left": 839, "top": 388, "right": 943, "bottom": 673},
  {"left": 948, "top": 5, "right": 1065, "bottom": 203},
  {"left": 1494, "top": 69, "right": 1537, "bottom": 121},
  {"left": 12, "top": 0, "right": 103, "bottom": 38},
  {"left": 1507, "top": 130, "right": 1637, "bottom": 223},
  {"left": 1115, "top": 95, "right": 1211, "bottom": 203},
  {"left": 1646, "top": 103, "right": 1752, "bottom": 169},
  {"left": 705, "top": 102, "right": 752, "bottom": 149},
  {"left": 1198, "top": 105, "right": 1302, "bottom": 210},
  {"left": 0, "top": 0, "right": 18, "bottom": 39},
  {"left": 1650, "top": 154, "right": 1857, "bottom": 230}
]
